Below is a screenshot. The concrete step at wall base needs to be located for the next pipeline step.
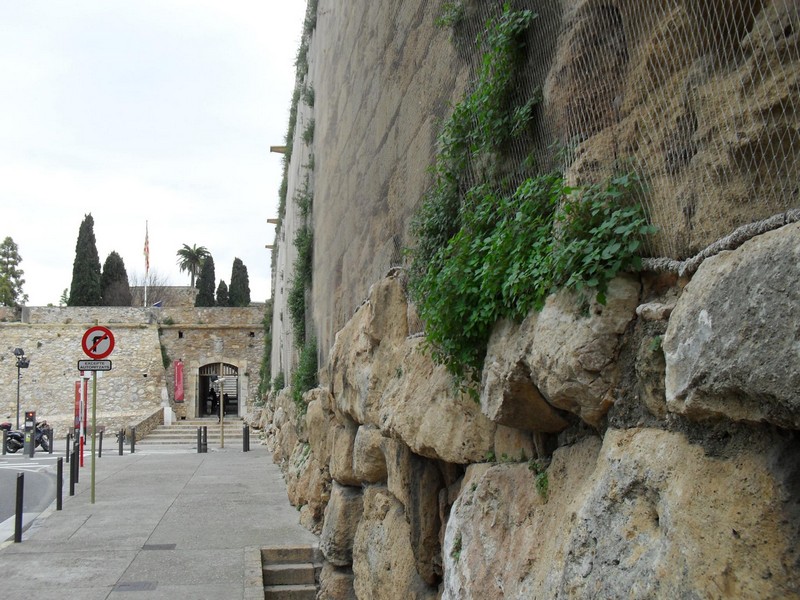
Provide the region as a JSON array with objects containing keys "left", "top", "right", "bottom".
[
  {"left": 261, "top": 546, "right": 322, "bottom": 599},
  {"left": 263, "top": 584, "right": 317, "bottom": 600},
  {"left": 263, "top": 563, "right": 316, "bottom": 586}
]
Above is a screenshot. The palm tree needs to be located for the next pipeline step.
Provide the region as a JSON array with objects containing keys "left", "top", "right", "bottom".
[{"left": 176, "top": 244, "right": 210, "bottom": 287}]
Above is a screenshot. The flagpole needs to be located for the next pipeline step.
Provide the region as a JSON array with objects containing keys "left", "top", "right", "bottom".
[{"left": 144, "top": 221, "right": 149, "bottom": 307}]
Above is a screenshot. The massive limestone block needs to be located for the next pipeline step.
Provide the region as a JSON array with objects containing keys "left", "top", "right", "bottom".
[
  {"left": 482, "top": 276, "right": 640, "bottom": 429},
  {"left": 285, "top": 445, "right": 330, "bottom": 535},
  {"left": 328, "top": 275, "right": 409, "bottom": 426},
  {"left": 307, "top": 390, "right": 336, "bottom": 467},
  {"left": 528, "top": 275, "right": 641, "bottom": 426},
  {"left": 352, "top": 425, "right": 388, "bottom": 484},
  {"left": 482, "top": 318, "right": 572, "bottom": 433},
  {"left": 320, "top": 482, "right": 364, "bottom": 567},
  {"left": 379, "top": 337, "right": 496, "bottom": 463},
  {"left": 329, "top": 420, "right": 361, "bottom": 487},
  {"left": 379, "top": 437, "right": 445, "bottom": 585},
  {"left": 318, "top": 563, "right": 356, "bottom": 600},
  {"left": 352, "top": 486, "right": 438, "bottom": 600},
  {"left": 664, "top": 223, "right": 800, "bottom": 428},
  {"left": 443, "top": 428, "right": 800, "bottom": 599},
  {"left": 273, "top": 421, "right": 298, "bottom": 466}
]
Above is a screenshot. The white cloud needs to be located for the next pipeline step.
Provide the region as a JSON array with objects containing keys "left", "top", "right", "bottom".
[{"left": 0, "top": 0, "right": 307, "bottom": 306}]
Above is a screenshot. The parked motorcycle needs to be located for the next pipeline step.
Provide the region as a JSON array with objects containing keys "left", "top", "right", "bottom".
[{"left": 2, "top": 420, "right": 50, "bottom": 453}]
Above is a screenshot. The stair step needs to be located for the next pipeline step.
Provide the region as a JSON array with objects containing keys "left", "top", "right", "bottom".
[
  {"left": 261, "top": 545, "right": 322, "bottom": 564},
  {"left": 263, "top": 584, "right": 317, "bottom": 600},
  {"left": 263, "top": 563, "right": 316, "bottom": 586},
  {"left": 137, "top": 422, "right": 251, "bottom": 445}
]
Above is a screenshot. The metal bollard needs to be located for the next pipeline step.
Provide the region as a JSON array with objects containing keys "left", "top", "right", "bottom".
[
  {"left": 242, "top": 424, "right": 249, "bottom": 452},
  {"left": 73, "top": 441, "right": 79, "bottom": 484},
  {"left": 2, "top": 429, "right": 6, "bottom": 455},
  {"left": 130, "top": 427, "right": 135, "bottom": 454},
  {"left": 197, "top": 427, "right": 202, "bottom": 454},
  {"left": 202, "top": 426, "right": 208, "bottom": 453},
  {"left": 14, "top": 473, "right": 24, "bottom": 543},
  {"left": 69, "top": 451, "right": 76, "bottom": 497},
  {"left": 48, "top": 428, "right": 54, "bottom": 454},
  {"left": 98, "top": 430, "right": 103, "bottom": 458},
  {"left": 118, "top": 429, "right": 124, "bottom": 456},
  {"left": 66, "top": 432, "right": 72, "bottom": 463},
  {"left": 57, "top": 458, "right": 63, "bottom": 511}
]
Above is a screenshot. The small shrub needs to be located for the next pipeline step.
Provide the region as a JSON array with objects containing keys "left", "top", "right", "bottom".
[
  {"left": 302, "top": 119, "right": 315, "bottom": 145},
  {"left": 302, "top": 85, "right": 315, "bottom": 107},
  {"left": 303, "top": 0, "right": 318, "bottom": 35},
  {"left": 160, "top": 344, "right": 170, "bottom": 369},
  {"left": 292, "top": 338, "right": 318, "bottom": 415},
  {"left": 272, "top": 371, "right": 286, "bottom": 393},
  {"left": 451, "top": 534, "right": 463, "bottom": 561},
  {"left": 535, "top": 472, "right": 549, "bottom": 499},
  {"left": 649, "top": 335, "right": 663, "bottom": 352},
  {"left": 436, "top": 1, "right": 465, "bottom": 28}
]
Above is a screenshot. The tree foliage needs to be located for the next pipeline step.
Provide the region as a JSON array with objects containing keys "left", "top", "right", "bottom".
[
  {"left": 216, "top": 280, "right": 229, "bottom": 307},
  {"left": 228, "top": 257, "right": 251, "bottom": 306},
  {"left": 0, "top": 236, "right": 27, "bottom": 307},
  {"left": 101, "top": 251, "right": 132, "bottom": 306},
  {"left": 176, "top": 243, "right": 209, "bottom": 287},
  {"left": 194, "top": 254, "right": 216, "bottom": 307},
  {"left": 69, "top": 214, "right": 102, "bottom": 306}
]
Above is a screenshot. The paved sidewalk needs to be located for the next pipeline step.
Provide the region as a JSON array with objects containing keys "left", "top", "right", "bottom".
[{"left": 0, "top": 445, "right": 318, "bottom": 599}]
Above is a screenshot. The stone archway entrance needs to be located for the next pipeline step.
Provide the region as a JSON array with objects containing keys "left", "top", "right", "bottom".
[{"left": 197, "top": 363, "right": 239, "bottom": 418}]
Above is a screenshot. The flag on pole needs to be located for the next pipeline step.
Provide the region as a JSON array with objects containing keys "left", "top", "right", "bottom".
[{"left": 144, "top": 221, "right": 150, "bottom": 274}]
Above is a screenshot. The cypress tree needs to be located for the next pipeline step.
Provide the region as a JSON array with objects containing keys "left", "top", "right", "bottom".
[
  {"left": 101, "top": 251, "right": 132, "bottom": 306},
  {"left": 229, "top": 257, "right": 251, "bottom": 306},
  {"left": 216, "top": 280, "right": 229, "bottom": 307},
  {"left": 194, "top": 254, "right": 216, "bottom": 307},
  {"left": 68, "top": 214, "right": 102, "bottom": 306}
]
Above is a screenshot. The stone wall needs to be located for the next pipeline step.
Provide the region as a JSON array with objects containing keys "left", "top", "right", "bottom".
[
  {"left": 24, "top": 306, "right": 262, "bottom": 327},
  {"left": 1, "top": 305, "right": 265, "bottom": 433},
  {"left": 0, "top": 322, "right": 166, "bottom": 435},
  {"left": 264, "top": 225, "right": 800, "bottom": 597},
  {"left": 262, "top": 0, "right": 800, "bottom": 597}
]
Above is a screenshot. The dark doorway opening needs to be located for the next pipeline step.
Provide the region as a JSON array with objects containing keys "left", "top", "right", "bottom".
[{"left": 198, "top": 363, "right": 239, "bottom": 418}]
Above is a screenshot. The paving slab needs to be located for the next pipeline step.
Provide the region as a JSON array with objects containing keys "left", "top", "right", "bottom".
[{"left": 0, "top": 445, "right": 319, "bottom": 599}]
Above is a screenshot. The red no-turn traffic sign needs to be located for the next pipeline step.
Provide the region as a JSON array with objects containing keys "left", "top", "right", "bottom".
[{"left": 82, "top": 326, "right": 115, "bottom": 359}]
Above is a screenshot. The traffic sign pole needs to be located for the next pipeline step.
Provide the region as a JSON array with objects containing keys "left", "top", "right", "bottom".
[
  {"left": 91, "top": 370, "right": 97, "bottom": 504},
  {"left": 80, "top": 325, "right": 114, "bottom": 505}
]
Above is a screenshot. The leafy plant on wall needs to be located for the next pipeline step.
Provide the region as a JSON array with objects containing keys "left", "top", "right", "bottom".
[{"left": 408, "top": 5, "right": 656, "bottom": 388}]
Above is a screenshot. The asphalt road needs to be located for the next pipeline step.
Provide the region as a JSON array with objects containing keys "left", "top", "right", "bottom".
[{"left": 0, "top": 454, "right": 59, "bottom": 524}]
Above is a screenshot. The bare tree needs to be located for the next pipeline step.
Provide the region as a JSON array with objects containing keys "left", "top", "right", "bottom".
[{"left": 129, "top": 269, "right": 173, "bottom": 307}]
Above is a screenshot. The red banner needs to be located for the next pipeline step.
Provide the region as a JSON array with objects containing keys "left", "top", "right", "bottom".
[{"left": 174, "top": 359, "right": 184, "bottom": 402}]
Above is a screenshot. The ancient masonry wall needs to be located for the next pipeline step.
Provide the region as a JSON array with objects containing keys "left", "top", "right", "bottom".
[
  {"left": 1, "top": 306, "right": 263, "bottom": 434},
  {"left": 261, "top": 1, "right": 800, "bottom": 598}
]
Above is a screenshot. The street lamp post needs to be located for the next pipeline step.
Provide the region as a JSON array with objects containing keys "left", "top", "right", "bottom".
[{"left": 13, "top": 348, "right": 29, "bottom": 430}]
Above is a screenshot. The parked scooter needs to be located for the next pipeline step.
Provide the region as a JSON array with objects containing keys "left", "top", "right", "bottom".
[
  {"left": 1, "top": 420, "right": 50, "bottom": 453},
  {"left": 1, "top": 421, "right": 24, "bottom": 453},
  {"left": 35, "top": 421, "right": 51, "bottom": 452}
]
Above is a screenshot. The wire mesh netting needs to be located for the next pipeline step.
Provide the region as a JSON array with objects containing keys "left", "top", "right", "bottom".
[{"left": 286, "top": 0, "right": 799, "bottom": 369}]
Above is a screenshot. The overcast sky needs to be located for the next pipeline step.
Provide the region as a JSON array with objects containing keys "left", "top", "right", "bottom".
[{"left": 0, "top": 0, "right": 307, "bottom": 306}]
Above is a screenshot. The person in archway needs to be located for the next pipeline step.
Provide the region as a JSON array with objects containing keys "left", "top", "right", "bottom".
[{"left": 209, "top": 389, "right": 218, "bottom": 417}]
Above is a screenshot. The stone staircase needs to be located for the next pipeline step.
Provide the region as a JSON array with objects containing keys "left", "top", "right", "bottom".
[
  {"left": 137, "top": 418, "right": 251, "bottom": 449},
  {"left": 261, "top": 546, "right": 322, "bottom": 599}
]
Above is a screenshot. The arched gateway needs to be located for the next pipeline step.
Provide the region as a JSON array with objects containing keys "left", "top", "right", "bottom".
[{"left": 197, "top": 362, "right": 239, "bottom": 418}]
